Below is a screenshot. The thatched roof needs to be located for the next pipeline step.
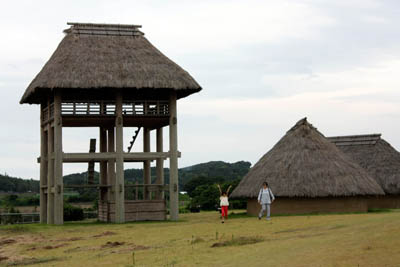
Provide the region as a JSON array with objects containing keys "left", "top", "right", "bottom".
[
  {"left": 20, "top": 22, "right": 202, "bottom": 104},
  {"left": 231, "top": 118, "right": 384, "bottom": 198},
  {"left": 328, "top": 134, "right": 400, "bottom": 194}
]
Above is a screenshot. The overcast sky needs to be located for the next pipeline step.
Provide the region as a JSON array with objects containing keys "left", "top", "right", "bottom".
[{"left": 1, "top": 0, "right": 399, "bottom": 179}]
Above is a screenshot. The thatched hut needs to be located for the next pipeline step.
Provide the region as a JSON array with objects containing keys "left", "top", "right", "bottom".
[
  {"left": 231, "top": 118, "right": 384, "bottom": 215},
  {"left": 328, "top": 134, "right": 400, "bottom": 209}
]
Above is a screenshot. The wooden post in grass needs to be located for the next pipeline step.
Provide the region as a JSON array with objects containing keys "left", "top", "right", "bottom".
[
  {"left": 53, "top": 90, "right": 63, "bottom": 225},
  {"left": 115, "top": 91, "right": 125, "bottom": 223},
  {"left": 169, "top": 91, "right": 179, "bottom": 220},
  {"left": 39, "top": 105, "right": 48, "bottom": 223}
]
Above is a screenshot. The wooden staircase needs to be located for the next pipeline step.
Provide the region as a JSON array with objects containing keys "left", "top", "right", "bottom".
[{"left": 127, "top": 127, "right": 141, "bottom": 152}]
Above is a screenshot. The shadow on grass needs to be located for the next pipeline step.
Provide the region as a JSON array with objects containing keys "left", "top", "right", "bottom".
[
  {"left": 211, "top": 236, "right": 264, "bottom": 247},
  {"left": 270, "top": 208, "right": 395, "bottom": 218},
  {"left": 6, "top": 256, "right": 62, "bottom": 266},
  {"left": 224, "top": 208, "right": 396, "bottom": 220}
]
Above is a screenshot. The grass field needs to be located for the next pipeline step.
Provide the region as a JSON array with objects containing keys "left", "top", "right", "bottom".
[{"left": 0, "top": 210, "right": 400, "bottom": 267}]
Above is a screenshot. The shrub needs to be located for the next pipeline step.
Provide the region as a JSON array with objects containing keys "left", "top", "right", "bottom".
[{"left": 64, "top": 203, "right": 84, "bottom": 221}]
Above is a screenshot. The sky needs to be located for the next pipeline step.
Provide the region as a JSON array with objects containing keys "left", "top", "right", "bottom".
[{"left": 0, "top": 0, "right": 399, "bottom": 179}]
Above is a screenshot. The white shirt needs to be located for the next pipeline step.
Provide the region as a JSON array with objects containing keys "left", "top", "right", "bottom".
[
  {"left": 258, "top": 188, "right": 275, "bottom": 204},
  {"left": 220, "top": 196, "right": 229, "bottom": 206}
]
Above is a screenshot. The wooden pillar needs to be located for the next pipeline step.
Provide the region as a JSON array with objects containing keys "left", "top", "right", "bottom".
[
  {"left": 156, "top": 127, "right": 164, "bottom": 200},
  {"left": 143, "top": 128, "right": 151, "bottom": 200},
  {"left": 39, "top": 105, "right": 48, "bottom": 223},
  {"left": 47, "top": 125, "right": 54, "bottom": 224},
  {"left": 169, "top": 91, "right": 179, "bottom": 220},
  {"left": 107, "top": 127, "right": 116, "bottom": 207},
  {"left": 53, "top": 91, "right": 63, "bottom": 225},
  {"left": 115, "top": 91, "right": 125, "bottom": 223},
  {"left": 99, "top": 128, "right": 108, "bottom": 202}
]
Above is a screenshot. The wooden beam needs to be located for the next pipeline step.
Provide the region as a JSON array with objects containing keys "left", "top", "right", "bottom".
[
  {"left": 156, "top": 127, "right": 164, "bottom": 200},
  {"left": 107, "top": 127, "right": 116, "bottom": 207},
  {"left": 143, "top": 128, "right": 151, "bottom": 200},
  {"left": 169, "top": 91, "right": 179, "bottom": 221},
  {"left": 53, "top": 90, "right": 64, "bottom": 225},
  {"left": 47, "top": 124, "right": 54, "bottom": 224},
  {"left": 39, "top": 105, "right": 48, "bottom": 224},
  {"left": 99, "top": 128, "right": 108, "bottom": 202},
  {"left": 62, "top": 152, "right": 173, "bottom": 162},
  {"left": 114, "top": 91, "right": 125, "bottom": 223},
  {"left": 64, "top": 184, "right": 111, "bottom": 188}
]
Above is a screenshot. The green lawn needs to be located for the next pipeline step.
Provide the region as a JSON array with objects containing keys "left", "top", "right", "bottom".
[{"left": 0, "top": 210, "right": 399, "bottom": 266}]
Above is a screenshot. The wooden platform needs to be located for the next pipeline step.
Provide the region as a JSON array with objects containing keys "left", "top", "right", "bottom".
[{"left": 98, "top": 200, "right": 167, "bottom": 222}]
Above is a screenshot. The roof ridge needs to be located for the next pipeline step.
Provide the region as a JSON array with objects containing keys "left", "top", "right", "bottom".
[
  {"left": 67, "top": 22, "right": 142, "bottom": 29},
  {"left": 64, "top": 22, "right": 144, "bottom": 36},
  {"left": 328, "top": 134, "right": 382, "bottom": 146}
]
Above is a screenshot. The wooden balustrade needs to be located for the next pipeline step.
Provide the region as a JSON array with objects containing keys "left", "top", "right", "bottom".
[{"left": 60, "top": 100, "right": 169, "bottom": 116}]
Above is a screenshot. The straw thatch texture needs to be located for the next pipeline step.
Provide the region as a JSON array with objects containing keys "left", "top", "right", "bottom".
[
  {"left": 20, "top": 23, "right": 201, "bottom": 104},
  {"left": 329, "top": 134, "right": 400, "bottom": 194},
  {"left": 231, "top": 118, "right": 384, "bottom": 198}
]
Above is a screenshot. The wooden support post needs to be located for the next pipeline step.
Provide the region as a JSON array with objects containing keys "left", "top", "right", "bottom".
[
  {"left": 169, "top": 91, "right": 179, "bottom": 220},
  {"left": 47, "top": 125, "right": 54, "bottom": 224},
  {"left": 115, "top": 91, "right": 125, "bottom": 223},
  {"left": 53, "top": 91, "right": 63, "bottom": 225},
  {"left": 156, "top": 127, "right": 164, "bottom": 200},
  {"left": 39, "top": 105, "right": 48, "bottom": 223},
  {"left": 107, "top": 127, "right": 116, "bottom": 207},
  {"left": 100, "top": 128, "right": 108, "bottom": 203},
  {"left": 143, "top": 127, "right": 151, "bottom": 200}
]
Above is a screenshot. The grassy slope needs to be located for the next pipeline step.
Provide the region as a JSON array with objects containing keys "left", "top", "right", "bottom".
[{"left": 0, "top": 211, "right": 399, "bottom": 267}]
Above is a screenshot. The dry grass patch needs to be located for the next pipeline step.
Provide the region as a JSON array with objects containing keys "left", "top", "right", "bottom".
[{"left": 0, "top": 210, "right": 399, "bottom": 266}]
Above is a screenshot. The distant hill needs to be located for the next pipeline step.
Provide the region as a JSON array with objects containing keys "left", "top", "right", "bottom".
[
  {"left": 1, "top": 161, "right": 251, "bottom": 193},
  {"left": 0, "top": 174, "right": 39, "bottom": 193}
]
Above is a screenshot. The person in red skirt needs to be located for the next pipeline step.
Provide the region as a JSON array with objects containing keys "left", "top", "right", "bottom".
[{"left": 217, "top": 184, "right": 232, "bottom": 223}]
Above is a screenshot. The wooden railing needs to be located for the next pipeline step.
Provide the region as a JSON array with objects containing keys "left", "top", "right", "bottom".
[
  {"left": 61, "top": 101, "right": 169, "bottom": 116},
  {"left": 41, "top": 103, "right": 55, "bottom": 123}
]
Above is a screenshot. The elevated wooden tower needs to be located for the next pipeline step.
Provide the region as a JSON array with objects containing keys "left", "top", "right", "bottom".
[{"left": 20, "top": 22, "right": 202, "bottom": 224}]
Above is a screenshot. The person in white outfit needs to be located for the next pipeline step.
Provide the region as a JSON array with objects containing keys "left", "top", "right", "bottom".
[{"left": 258, "top": 182, "right": 275, "bottom": 220}]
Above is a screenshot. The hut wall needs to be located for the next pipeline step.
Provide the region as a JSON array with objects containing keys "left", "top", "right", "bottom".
[
  {"left": 98, "top": 200, "right": 166, "bottom": 222},
  {"left": 247, "top": 197, "right": 369, "bottom": 215},
  {"left": 367, "top": 195, "right": 400, "bottom": 209}
]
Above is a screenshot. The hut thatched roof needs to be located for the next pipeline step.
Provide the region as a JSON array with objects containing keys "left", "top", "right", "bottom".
[
  {"left": 328, "top": 134, "right": 400, "bottom": 194},
  {"left": 20, "top": 22, "right": 202, "bottom": 104},
  {"left": 231, "top": 118, "right": 384, "bottom": 199}
]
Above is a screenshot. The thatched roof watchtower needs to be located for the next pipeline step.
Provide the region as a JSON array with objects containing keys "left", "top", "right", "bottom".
[
  {"left": 20, "top": 22, "right": 202, "bottom": 224},
  {"left": 231, "top": 118, "right": 384, "bottom": 199}
]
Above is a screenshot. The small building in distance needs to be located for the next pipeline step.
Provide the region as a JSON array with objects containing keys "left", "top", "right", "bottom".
[
  {"left": 230, "top": 118, "right": 384, "bottom": 215},
  {"left": 328, "top": 134, "right": 400, "bottom": 209}
]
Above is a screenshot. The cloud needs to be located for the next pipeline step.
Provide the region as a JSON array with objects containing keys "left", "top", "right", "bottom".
[{"left": 0, "top": 0, "right": 399, "bottom": 178}]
